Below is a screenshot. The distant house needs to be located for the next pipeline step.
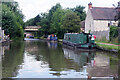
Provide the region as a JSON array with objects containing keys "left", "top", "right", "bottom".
[
  {"left": 0, "top": 27, "right": 4, "bottom": 43},
  {"left": 85, "top": 2, "right": 118, "bottom": 40}
]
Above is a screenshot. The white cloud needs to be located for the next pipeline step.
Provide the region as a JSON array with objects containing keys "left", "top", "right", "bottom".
[{"left": 14, "top": 0, "right": 120, "bottom": 21}]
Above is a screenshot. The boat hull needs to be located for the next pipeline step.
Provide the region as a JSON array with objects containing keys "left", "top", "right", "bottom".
[{"left": 63, "top": 40, "right": 96, "bottom": 50}]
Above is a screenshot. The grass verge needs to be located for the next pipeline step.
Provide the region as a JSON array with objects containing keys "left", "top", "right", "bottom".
[
  {"left": 95, "top": 39, "right": 120, "bottom": 45},
  {"left": 96, "top": 43, "right": 120, "bottom": 50}
]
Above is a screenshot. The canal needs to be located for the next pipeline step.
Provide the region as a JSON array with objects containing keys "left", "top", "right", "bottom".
[{"left": 1, "top": 39, "right": 120, "bottom": 79}]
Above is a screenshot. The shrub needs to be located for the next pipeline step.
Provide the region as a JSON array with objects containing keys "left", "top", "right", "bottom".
[{"left": 110, "top": 26, "right": 118, "bottom": 41}]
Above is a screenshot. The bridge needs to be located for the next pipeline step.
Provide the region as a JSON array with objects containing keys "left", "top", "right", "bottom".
[
  {"left": 24, "top": 26, "right": 41, "bottom": 31},
  {"left": 24, "top": 26, "right": 41, "bottom": 38}
]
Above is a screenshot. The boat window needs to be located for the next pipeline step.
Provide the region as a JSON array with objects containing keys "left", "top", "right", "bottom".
[
  {"left": 64, "top": 35, "right": 66, "bottom": 40},
  {"left": 65, "top": 36, "right": 67, "bottom": 40}
]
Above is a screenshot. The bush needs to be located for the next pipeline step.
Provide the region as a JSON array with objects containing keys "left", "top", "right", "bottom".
[{"left": 110, "top": 26, "right": 118, "bottom": 41}]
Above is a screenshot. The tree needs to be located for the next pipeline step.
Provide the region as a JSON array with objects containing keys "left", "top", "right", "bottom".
[
  {"left": 71, "top": 5, "right": 86, "bottom": 21},
  {"left": 48, "top": 3, "right": 62, "bottom": 22},
  {"left": 50, "top": 8, "right": 65, "bottom": 38},
  {"left": 62, "top": 10, "right": 81, "bottom": 33},
  {"left": 109, "top": 26, "right": 118, "bottom": 41},
  {"left": 3, "top": 2, "right": 24, "bottom": 26},
  {"left": 25, "top": 14, "right": 41, "bottom": 26},
  {"left": 25, "top": 18, "right": 34, "bottom": 26},
  {"left": 25, "top": 3, "right": 85, "bottom": 39},
  {"left": 114, "top": 1, "right": 120, "bottom": 43},
  {"left": 37, "top": 3, "right": 63, "bottom": 37},
  {"left": 2, "top": 2, "right": 24, "bottom": 39},
  {"left": 38, "top": 18, "right": 49, "bottom": 36}
]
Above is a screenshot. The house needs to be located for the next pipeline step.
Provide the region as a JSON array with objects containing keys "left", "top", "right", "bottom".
[
  {"left": 85, "top": 2, "right": 118, "bottom": 40},
  {"left": 0, "top": 27, "right": 4, "bottom": 43}
]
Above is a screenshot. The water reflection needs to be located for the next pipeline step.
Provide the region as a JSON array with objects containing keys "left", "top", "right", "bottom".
[
  {"left": 0, "top": 45, "right": 4, "bottom": 80},
  {"left": 47, "top": 41, "right": 58, "bottom": 48},
  {"left": 87, "top": 52, "right": 119, "bottom": 78},
  {"left": 0, "top": 44, "right": 9, "bottom": 56},
  {"left": 63, "top": 48, "right": 96, "bottom": 78},
  {"left": 63, "top": 48, "right": 95, "bottom": 67},
  {"left": 2, "top": 41, "right": 120, "bottom": 78},
  {"left": 2, "top": 41, "right": 24, "bottom": 78},
  {"left": 0, "top": 44, "right": 10, "bottom": 79}
]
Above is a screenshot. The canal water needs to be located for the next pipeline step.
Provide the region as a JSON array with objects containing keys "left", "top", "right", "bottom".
[{"left": 1, "top": 39, "right": 120, "bottom": 79}]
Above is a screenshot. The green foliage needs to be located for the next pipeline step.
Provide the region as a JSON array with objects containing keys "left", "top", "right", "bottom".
[
  {"left": 110, "top": 26, "right": 118, "bottom": 41},
  {"left": 2, "top": 41, "right": 24, "bottom": 77},
  {"left": 25, "top": 18, "right": 34, "bottom": 26},
  {"left": 25, "top": 3, "right": 85, "bottom": 39},
  {"left": 25, "top": 15, "right": 41, "bottom": 26},
  {"left": 37, "top": 4, "right": 63, "bottom": 38},
  {"left": 49, "top": 8, "right": 81, "bottom": 38},
  {"left": 50, "top": 8, "right": 65, "bottom": 38},
  {"left": 37, "top": 13, "right": 50, "bottom": 36},
  {"left": 95, "top": 26, "right": 120, "bottom": 45},
  {"left": 62, "top": 10, "right": 81, "bottom": 33},
  {"left": 2, "top": 2, "right": 24, "bottom": 39},
  {"left": 48, "top": 3, "right": 62, "bottom": 22},
  {"left": 71, "top": 5, "right": 86, "bottom": 21}
]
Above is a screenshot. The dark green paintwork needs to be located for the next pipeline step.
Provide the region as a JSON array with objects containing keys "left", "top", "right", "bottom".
[{"left": 64, "top": 33, "right": 94, "bottom": 44}]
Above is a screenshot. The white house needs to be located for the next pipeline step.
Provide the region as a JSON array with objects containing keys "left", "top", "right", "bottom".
[{"left": 85, "top": 2, "right": 118, "bottom": 40}]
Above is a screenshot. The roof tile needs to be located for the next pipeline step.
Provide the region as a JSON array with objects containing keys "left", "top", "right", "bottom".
[{"left": 90, "top": 7, "right": 116, "bottom": 20}]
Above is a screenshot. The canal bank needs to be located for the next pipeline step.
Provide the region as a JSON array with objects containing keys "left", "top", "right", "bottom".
[
  {"left": 96, "top": 42, "right": 120, "bottom": 53},
  {"left": 58, "top": 39, "right": 119, "bottom": 53}
]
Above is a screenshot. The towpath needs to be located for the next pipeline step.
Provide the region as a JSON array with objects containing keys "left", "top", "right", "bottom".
[{"left": 96, "top": 42, "right": 120, "bottom": 46}]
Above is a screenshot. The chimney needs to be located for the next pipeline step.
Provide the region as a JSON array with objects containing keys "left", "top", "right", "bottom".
[{"left": 88, "top": 2, "right": 92, "bottom": 9}]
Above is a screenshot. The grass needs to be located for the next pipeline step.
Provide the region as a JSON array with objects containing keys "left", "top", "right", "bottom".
[
  {"left": 96, "top": 43, "right": 120, "bottom": 50},
  {"left": 95, "top": 38, "right": 120, "bottom": 45},
  {"left": 95, "top": 38, "right": 120, "bottom": 51}
]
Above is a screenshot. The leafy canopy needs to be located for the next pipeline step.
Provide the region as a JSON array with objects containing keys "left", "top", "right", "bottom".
[{"left": 2, "top": 2, "right": 24, "bottom": 39}]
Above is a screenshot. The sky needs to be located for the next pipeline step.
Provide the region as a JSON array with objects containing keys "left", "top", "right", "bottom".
[{"left": 14, "top": 0, "right": 120, "bottom": 22}]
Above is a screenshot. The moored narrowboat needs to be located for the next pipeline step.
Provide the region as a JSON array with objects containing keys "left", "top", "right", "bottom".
[
  {"left": 47, "top": 34, "right": 58, "bottom": 41},
  {"left": 63, "top": 32, "right": 96, "bottom": 49}
]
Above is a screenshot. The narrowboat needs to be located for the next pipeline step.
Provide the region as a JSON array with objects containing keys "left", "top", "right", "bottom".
[
  {"left": 63, "top": 32, "right": 96, "bottom": 49},
  {"left": 47, "top": 34, "right": 58, "bottom": 41}
]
